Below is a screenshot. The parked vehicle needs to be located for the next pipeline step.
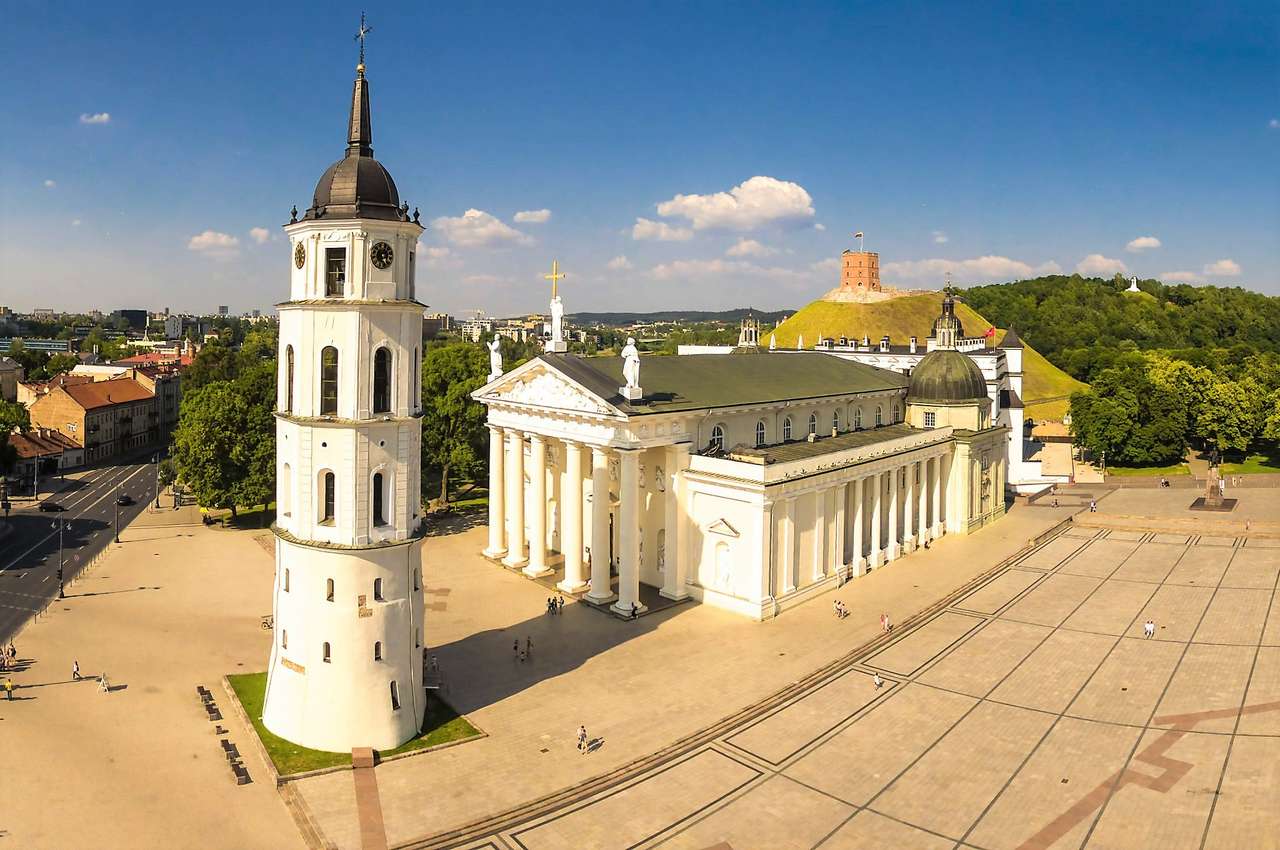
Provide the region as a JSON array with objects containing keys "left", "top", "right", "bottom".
[{"left": 38, "top": 501, "right": 66, "bottom": 512}]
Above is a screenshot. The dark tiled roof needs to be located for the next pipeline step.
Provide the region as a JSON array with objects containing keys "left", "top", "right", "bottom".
[
  {"left": 540, "top": 352, "right": 909, "bottom": 416},
  {"left": 999, "top": 327, "right": 1025, "bottom": 349},
  {"left": 906, "top": 350, "right": 988, "bottom": 404},
  {"left": 61, "top": 378, "right": 153, "bottom": 410}
]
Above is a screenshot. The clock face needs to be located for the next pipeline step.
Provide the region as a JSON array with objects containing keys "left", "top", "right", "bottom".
[
  {"left": 294, "top": 243, "right": 306, "bottom": 269},
  {"left": 371, "top": 241, "right": 394, "bottom": 270}
]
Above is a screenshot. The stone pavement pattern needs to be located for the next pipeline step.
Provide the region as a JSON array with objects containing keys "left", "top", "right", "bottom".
[
  {"left": 0, "top": 502, "right": 304, "bottom": 850},
  {"left": 435, "top": 522, "right": 1280, "bottom": 850}
]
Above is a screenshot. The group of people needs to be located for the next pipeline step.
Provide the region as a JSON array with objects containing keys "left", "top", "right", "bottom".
[
  {"left": 513, "top": 636, "right": 533, "bottom": 662},
  {"left": 0, "top": 642, "right": 16, "bottom": 671},
  {"left": 1143, "top": 619, "right": 1157, "bottom": 639},
  {"left": 545, "top": 595, "right": 566, "bottom": 615},
  {"left": 832, "top": 599, "right": 849, "bottom": 619}
]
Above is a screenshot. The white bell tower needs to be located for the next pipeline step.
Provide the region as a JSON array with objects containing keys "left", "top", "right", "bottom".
[{"left": 261, "top": 40, "right": 428, "bottom": 752}]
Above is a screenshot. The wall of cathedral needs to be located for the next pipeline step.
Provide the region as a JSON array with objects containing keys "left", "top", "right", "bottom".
[{"left": 689, "top": 389, "right": 908, "bottom": 453}]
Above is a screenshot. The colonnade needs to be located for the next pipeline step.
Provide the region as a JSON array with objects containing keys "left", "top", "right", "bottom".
[{"left": 483, "top": 426, "right": 685, "bottom": 617}]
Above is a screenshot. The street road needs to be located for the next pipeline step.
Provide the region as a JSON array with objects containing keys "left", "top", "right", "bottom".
[{"left": 0, "top": 458, "right": 158, "bottom": 643}]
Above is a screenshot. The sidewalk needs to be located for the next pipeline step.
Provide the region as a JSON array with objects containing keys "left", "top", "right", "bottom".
[
  {"left": 293, "top": 500, "right": 1079, "bottom": 849},
  {"left": 1, "top": 494, "right": 303, "bottom": 850}
]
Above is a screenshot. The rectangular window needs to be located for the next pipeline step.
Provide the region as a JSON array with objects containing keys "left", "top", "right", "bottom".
[
  {"left": 924, "top": 411, "right": 936, "bottom": 428},
  {"left": 320, "top": 347, "right": 339, "bottom": 415},
  {"left": 322, "top": 473, "right": 336, "bottom": 524},
  {"left": 372, "top": 472, "right": 386, "bottom": 526},
  {"left": 325, "top": 248, "right": 346, "bottom": 297}
]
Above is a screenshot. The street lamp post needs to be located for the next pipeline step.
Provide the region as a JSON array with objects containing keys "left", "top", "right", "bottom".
[
  {"left": 115, "top": 483, "right": 120, "bottom": 543},
  {"left": 153, "top": 453, "right": 160, "bottom": 509},
  {"left": 52, "top": 519, "right": 65, "bottom": 599}
]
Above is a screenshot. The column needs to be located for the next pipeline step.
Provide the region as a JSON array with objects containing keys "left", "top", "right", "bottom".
[
  {"left": 524, "top": 435, "right": 550, "bottom": 577},
  {"left": 611, "top": 450, "right": 646, "bottom": 616},
  {"left": 587, "top": 447, "right": 615, "bottom": 603},
  {"left": 932, "top": 454, "right": 944, "bottom": 537},
  {"left": 502, "top": 431, "right": 527, "bottom": 567},
  {"left": 917, "top": 459, "right": 929, "bottom": 546},
  {"left": 886, "top": 466, "right": 899, "bottom": 562},
  {"left": 832, "top": 483, "right": 846, "bottom": 580},
  {"left": 870, "top": 472, "right": 883, "bottom": 568},
  {"left": 483, "top": 425, "right": 506, "bottom": 558},
  {"left": 759, "top": 500, "right": 776, "bottom": 618},
  {"left": 660, "top": 444, "right": 690, "bottom": 601},
  {"left": 557, "top": 440, "right": 587, "bottom": 592},
  {"left": 903, "top": 461, "right": 915, "bottom": 554},
  {"left": 780, "top": 498, "right": 796, "bottom": 594},
  {"left": 851, "top": 477, "right": 865, "bottom": 575}
]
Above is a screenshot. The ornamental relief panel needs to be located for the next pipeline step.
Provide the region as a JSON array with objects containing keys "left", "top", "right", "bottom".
[{"left": 492, "top": 370, "right": 614, "bottom": 416}]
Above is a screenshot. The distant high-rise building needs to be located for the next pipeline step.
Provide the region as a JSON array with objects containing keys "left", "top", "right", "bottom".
[
  {"left": 218, "top": 305, "right": 230, "bottom": 316},
  {"left": 113, "top": 309, "right": 148, "bottom": 330}
]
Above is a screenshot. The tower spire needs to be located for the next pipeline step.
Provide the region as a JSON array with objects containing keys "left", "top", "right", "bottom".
[{"left": 347, "top": 14, "right": 373, "bottom": 158}]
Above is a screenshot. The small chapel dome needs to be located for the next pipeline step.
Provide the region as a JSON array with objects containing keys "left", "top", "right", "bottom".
[{"left": 907, "top": 349, "right": 988, "bottom": 404}]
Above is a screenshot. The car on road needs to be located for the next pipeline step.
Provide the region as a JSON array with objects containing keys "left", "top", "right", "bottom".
[
  {"left": 115, "top": 493, "right": 134, "bottom": 506},
  {"left": 38, "top": 501, "right": 66, "bottom": 512}
]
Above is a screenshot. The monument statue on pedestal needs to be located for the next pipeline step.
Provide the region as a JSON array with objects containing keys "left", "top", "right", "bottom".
[
  {"left": 619, "top": 337, "right": 642, "bottom": 400},
  {"left": 487, "top": 335, "right": 503, "bottom": 381}
]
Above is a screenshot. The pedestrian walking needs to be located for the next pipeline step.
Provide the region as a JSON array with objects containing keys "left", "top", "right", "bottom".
[
  {"left": 526, "top": 636, "right": 533, "bottom": 658},
  {"left": 1052, "top": 497, "right": 1059, "bottom": 508},
  {"left": 577, "top": 725, "right": 588, "bottom": 754},
  {"left": 1143, "top": 620, "right": 1155, "bottom": 639},
  {"left": 884, "top": 613, "right": 893, "bottom": 632},
  {"left": 72, "top": 660, "right": 80, "bottom": 681},
  {"left": 558, "top": 595, "right": 565, "bottom": 612},
  {"left": 1089, "top": 499, "right": 1097, "bottom": 513},
  {"left": 833, "top": 600, "right": 841, "bottom": 618},
  {"left": 630, "top": 602, "right": 638, "bottom": 620},
  {"left": 880, "top": 613, "right": 887, "bottom": 632},
  {"left": 6, "top": 642, "right": 14, "bottom": 662},
  {"left": 3, "top": 677, "right": 13, "bottom": 700},
  {"left": 873, "top": 672, "right": 883, "bottom": 690},
  {"left": 513, "top": 639, "right": 520, "bottom": 660},
  {"left": 99, "top": 673, "right": 109, "bottom": 694}
]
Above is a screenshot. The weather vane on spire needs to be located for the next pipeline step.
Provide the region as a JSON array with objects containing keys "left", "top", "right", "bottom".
[{"left": 355, "top": 12, "right": 372, "bottom": 68}]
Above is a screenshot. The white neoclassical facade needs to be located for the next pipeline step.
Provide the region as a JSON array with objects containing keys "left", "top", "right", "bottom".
[
  {"left": 475, "top": 303, "right": 1008, "bottom": 621},
  {"left": 262, "top": 58, "right": 427, "bottom": 752}
]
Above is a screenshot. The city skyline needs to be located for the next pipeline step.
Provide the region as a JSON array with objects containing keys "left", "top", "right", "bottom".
[{"left": 3, "top": 1, "right": 1277, "bottom": 315}]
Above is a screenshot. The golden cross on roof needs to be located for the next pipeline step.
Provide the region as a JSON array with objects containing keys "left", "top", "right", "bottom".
[{"left": 544, "top": 259, "right": 566, "bottom": 298}]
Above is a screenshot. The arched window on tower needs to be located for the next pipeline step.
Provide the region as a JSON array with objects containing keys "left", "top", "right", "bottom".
[
  {"left": 374, "top": 577, "right": 384, "bottom": 601},
  {"left": 325, "top": 577, "right": 334, "bottom": 602},
  {"left": 413, "top": 347, "right": 420, "bottom": 408},
  {"left": 281, "top": 463, "right": 292, "bottom": 518},
  {"left": 808, "top": 413, "right": 818, "bottom": 435},
  {"left": 320, "top": 472, "right": 336, "bottom": 525},
  {"left": 372, "top": 471, "right": 386, "bottom": 526},
  {"left": 373, "top": 348, "right": 391, "bottom": 413},
  {"left": 284, "top": 345, "right": 294, "bottom": 413},
  {"left": 390, "top": 680, "right": 401, "bottom": 710},
  {"left": 320, "top": 346, "right": 339, "bottom": 415},
  {"left": 373, "top": 641, "right": 382, "bottom": 661},
  {"left": 783, "top": 416, "right": 793, "bottom": 441},
  {"left": 322, "top": 642, "right": 331, "bottom": 663},
  {"left": 755, "top": 420, "right": 766, "bottom": 447}
]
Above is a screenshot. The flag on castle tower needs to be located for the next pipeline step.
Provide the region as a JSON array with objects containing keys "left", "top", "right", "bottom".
[
  {"left": 984, "top": 326, "right": 996, "bottom": 338},
  {"left": 853, "top": 231, "right": 864, "bottom": 239}
]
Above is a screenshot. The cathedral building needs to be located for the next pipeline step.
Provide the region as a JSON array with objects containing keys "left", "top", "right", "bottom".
[
  {"left": 474, "top": 296, "right": 1008, "bottom": 621},
  {"left": 262, "top": 52, "right": 427, "bottom": 752}
]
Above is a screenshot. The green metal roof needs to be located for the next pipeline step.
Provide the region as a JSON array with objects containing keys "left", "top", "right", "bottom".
[{"left": 541, "top": 352, "right": 909, "bottom": 416}]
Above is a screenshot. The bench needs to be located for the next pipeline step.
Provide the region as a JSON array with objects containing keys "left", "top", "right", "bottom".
[{"left": 232, "top": 763, "right": 250, "bottom": 785}]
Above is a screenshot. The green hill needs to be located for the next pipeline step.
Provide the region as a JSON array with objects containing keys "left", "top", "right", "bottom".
[{"left": 769, "top": 292, "right": 1086, "bottom": 420}]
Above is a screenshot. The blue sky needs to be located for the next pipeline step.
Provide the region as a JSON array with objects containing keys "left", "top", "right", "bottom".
[{"left": 2, "top": 1, "right": 1277, "bottom": 316}]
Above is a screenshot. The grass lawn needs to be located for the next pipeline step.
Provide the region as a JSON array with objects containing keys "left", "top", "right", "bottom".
[
  {"left": 1105, "top": 462, "right": 1190, "bottom": 477},
  {"left": 227, "top": 672, "right": 480, "bottom": 776},
  {"left": 1221, "top": 452, "right": 1280, "bottom": 475}
]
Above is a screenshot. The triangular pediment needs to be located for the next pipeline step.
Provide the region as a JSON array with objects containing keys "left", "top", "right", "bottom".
[
  {"left": 706, "top": 518, "right": 740, "bottom": 538},
  {"left": 478, "top": 363, "right": 618, "bottom": 416}
]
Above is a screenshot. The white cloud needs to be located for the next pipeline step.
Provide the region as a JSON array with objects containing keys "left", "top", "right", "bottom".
[
  {"left": 187, "top": 230, "right": 241, "bottom": 258},
  {"left": 1270, "top": 118, "right": 1280, "bottom": 129},
  {"left": 606, "top": 255, "right": 633, "bottom": 271},
  {"left": 464, "top": 274, "right": 506, "bottom": 285},
  {"left": 649, "top": 258, "right": 804, "bottom": 281},
  {"left": 932, "top": 231, "right": 949, "bottom": 244},
  {"left": 1125, "top": 236, "right": 1161, "bottom": 253},
  {"left": 1075, "top": 254, "right": 1129, "bottom": 277},
  {"left": 416, "top": 242, "right": 461, "bottom": 269},
  {"left": 631, "top": 217, "right": 693, "bottom": 242},
  {"left": 432, "top": 209, "right": 533, "bottom": 248},
  {"left": 71, "top": 219, "right": 81, "bottom": 227},
  {"left": 814, "top": 223, "right": 827, "bottom": 232},
  {"left": 809, "top": 257, "right": 841, "bottom": 274},
  {"left": 1161, "top": 271, "right": 1199, "bottom": 283},
  {"left": 726, "top": 238, "right": 777, "bottom": 258},
  {"left": 882, "top": 255, "right": 1061, "bottom": 284},
  {"left": 1203, "top": 258, "right": 1241, "bottom": 276},
  {"left": 79, "top": 112, "right": 111, "bottom": 124},
  {"left": 43, "top": 179, "right": 56, "bottom": 189},
  {"left": 654, "top": 175, "right": 815, "bottom": 231},
  {"left": 249, "top": 227, "right": 271, "bottom": 245},
  {"left": 513, "top": 209, "right": 551, "bottom": 224}
]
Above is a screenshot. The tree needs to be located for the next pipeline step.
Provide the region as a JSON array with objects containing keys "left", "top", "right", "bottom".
[
  {"left": 420, "top": 343, "right": 489, "bottom": 506},
  {"left": 171, "top": 380, "right": 275, "bottom": 517},
  {"left": 44, "top": 353, "right": 78, "bottom": 377},
  {"left": 1197, "top": 377, "right": 1262, "bottom": 453},
  {"left": 1069, "top": 363, "right": 1187, "bottom": 466},
  {"left": 0, "top": 400, "right": 31, "bottom": 436}
]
